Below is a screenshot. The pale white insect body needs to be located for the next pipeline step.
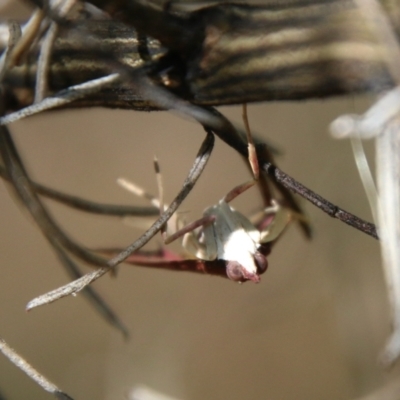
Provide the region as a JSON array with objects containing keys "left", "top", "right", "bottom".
[
  {"left": 119, "top": 173, "right": 291, "bottom": 282},
  {"left": 182, "top": 198, "right": 290, "bottom": 282}
]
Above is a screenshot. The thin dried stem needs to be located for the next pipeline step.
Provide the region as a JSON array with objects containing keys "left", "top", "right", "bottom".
[
  {"left": 0, "top": 127, "right": 116, "bottom": 266},
  {"left": 35, "top": 0, "right": 77, "bottom": 102},
  {"left": 27, "top": 130, "right": 214, "bottom": 309},
  {"left": 207, "top": 108, "right": 379, "bottom": 240},
  {"left": 5, "top": 9, "right": 44, "bottom": 67},
  {"left": 0, "top": 125, "right": 128, "bottom": 336},
  {"left": 0, "top": 73, "right": 120, "bottom": 126},
  {"left": 0, "top": 164, "right": 159, "bottom": 216},
  {"left": 0, "top": 336, "right": 73, "bottom": 400},
  {"left": 35, "top": 23, "right": 58, "bottom": 102},
  {"left": 54, "top": 249, "right": 129, "bottom": 338},
  {"left": 0, "top": 21, "right": 21, "bottom": 80},
  {"left": 121, "top": 69, "right": 378, "bottom": 240},
  {"left": 255, "top": 144, "right": 312, "bottom": 239},
  {"left": 269, "top": 165, "right": 378, "bottom": 239}
]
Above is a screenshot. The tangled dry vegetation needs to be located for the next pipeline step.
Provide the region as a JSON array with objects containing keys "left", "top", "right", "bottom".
[{"left": 0, "top": 1, "right": 400, "bottom": 399}]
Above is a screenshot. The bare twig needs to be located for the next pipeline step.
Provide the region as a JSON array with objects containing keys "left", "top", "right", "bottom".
[
  {"left": 0, "top": 20, "right": 21, "bottom": 81},
  {"left": 0, "top": 164, "right": 159, "bottom": 216},
  {"left": 2, "top": 9, "right": 44, "bottom": 70},
  {"left": 34, "top": 0, "right": 77, "bottom": 103},
  {"left": 266, "top": 165, "right": 378, "bottom": 240},
  {"left": 254, "top": 144, "right": 313, "bottom": 239},
  {"left": 0, "top": 336, "right": 73, "bottom": 400},
  {"left": 27, "top": 130, "right": 214, "bottom": 309},
  {"left": 0, "top": 124, "right": 128, "bottom": 336},
  {"left": 54, "top": 249, "right": 129, "bottom": 338},
  {"left": 206, "top": 108, "right": 379, "bottom": 240},
  {"left": 119, "top": 68, "right": 378, "bottom": 240},
  {"left": 0, "top": 73, "right": 121, "bottom": 125},
  {"left": 0, "top": 128, "right": 109, "bottom": 266}
]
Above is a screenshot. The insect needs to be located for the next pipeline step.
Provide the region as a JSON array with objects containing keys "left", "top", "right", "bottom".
[
  {"left": 117, "top": 105, "right": 291, "bottom": 282},
  {"left": 119, "top": 149, "right": 292, "bottom": 283},
  {"left": 169, "top": 97, "right": 290, "bottom": 280},
  {"left": 164, "top": 180, "right": 292, "bottom": 283}
]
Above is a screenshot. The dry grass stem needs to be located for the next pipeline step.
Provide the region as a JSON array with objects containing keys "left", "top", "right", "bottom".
[{"left": 0, "top": 336, "right": 73, "bottom": 400}]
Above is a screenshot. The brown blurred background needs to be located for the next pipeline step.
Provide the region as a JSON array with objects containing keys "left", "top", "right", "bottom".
[{"left": 0, "top": 2, "right": 397, "bottom": 400}]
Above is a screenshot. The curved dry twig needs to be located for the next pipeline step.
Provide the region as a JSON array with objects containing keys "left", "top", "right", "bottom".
[
  {"left": 34, "top": 0, "right": 77, "bottom": 103},
  {"left": 26, "top": 129, "right": 215, "bottom": 309},
  {"left": 0, "top": 336, "right": 73, "bottom": 400},
  {"left": 54, "top": 249, "right": 129, "bottom": 338},
  {"left": 0, "top": 164, "right": 159, "bottom": 216},
  {"left": 206, "top": 109, "right": 379, "bottom": 240},
  {"left": 0, "top": 128, "right": 110, "bottom": 266},
  {"left": 0, "top": 73, "right": 121, "bottom": 125},
  {"left": 123, "top": 73, "right": 378, "bottom": 240},
  {"left": 0, "top": 124, "right": 128, "bottom": 336}
]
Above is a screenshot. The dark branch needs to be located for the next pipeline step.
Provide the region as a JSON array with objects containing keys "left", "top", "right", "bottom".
[
  {"left": 0, "top": 164, "right": 159, "bottom": 216},
  {"left": 0, "top": 124, "right": 128, "bottom": 336}
]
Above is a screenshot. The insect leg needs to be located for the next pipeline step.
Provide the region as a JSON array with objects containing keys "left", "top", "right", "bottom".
[
  {"left": 222, "top": 179, "right": 256, "bottom": 203},
  {"left": 258, "top": 201, "right": 291, "bottom": 243},
  {"left": 164, "top": 215, "right": 215, "bottom": 245}
]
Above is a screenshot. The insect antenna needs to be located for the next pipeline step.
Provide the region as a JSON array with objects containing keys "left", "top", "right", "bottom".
[
  {"left": 242, "top": 103, "right": 259, "bottom": 179},
  {"left": 153, "top": 156, "right": 168, "bottom": 239}
]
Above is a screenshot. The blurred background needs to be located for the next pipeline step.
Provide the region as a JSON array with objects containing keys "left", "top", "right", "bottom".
[{"left": 0, "top": 1, "right": 396, "bottom": 400}]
